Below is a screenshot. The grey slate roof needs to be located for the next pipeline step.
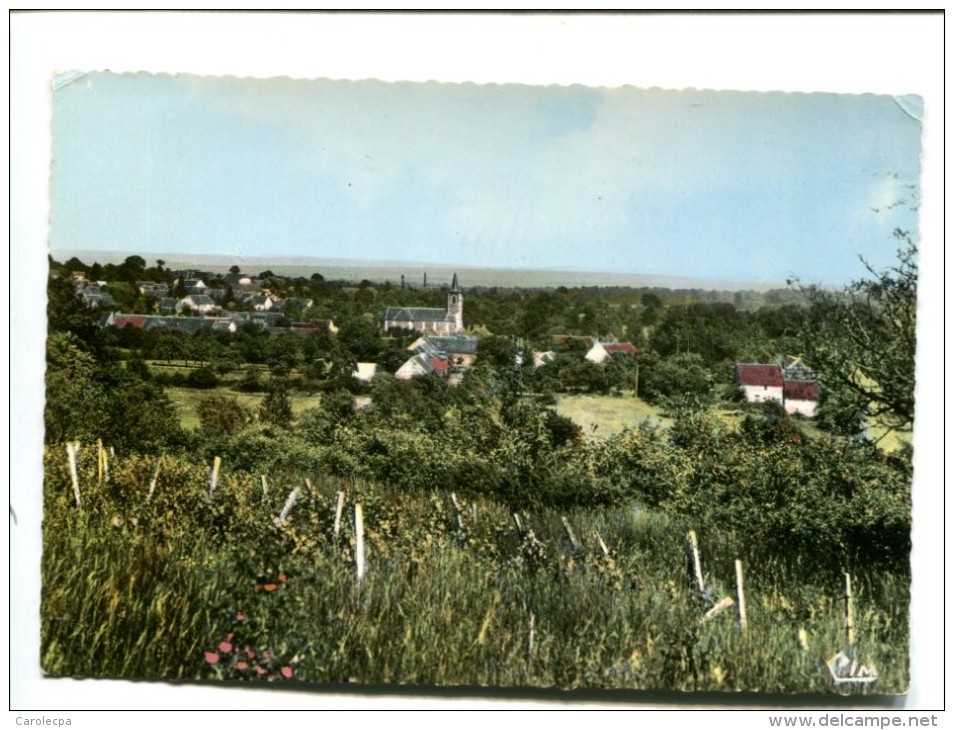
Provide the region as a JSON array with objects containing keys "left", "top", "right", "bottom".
[
  {"left": 419, "top": 334, "right": 480, "bottom": 355},
  {"left": 185, "top": 295, "right": 215, "bottom": 307},
  {"left": 384, "top": 306, "right": 451, "bottom": 323}
]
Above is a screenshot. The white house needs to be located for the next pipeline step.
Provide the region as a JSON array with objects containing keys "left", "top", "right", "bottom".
[
  {"left": 735, "top": 363, "right": 785, "bottom": 404},
  {"left": 395, "top": 352, "right": 450, "bottom": 381},
  {"left": 249, "top": 295, "right": 274, "bottom": 312},
  {"left": 177, "top": 294, "right": 217, "bottom": 315},
  {"left": 585, "top": 341, "right": 638, "bottom": 363},
  {"left": 783, "top": 380, "right": 820, "bottom": 418},
  {"left": 353, "top": 362, "right": 379, "bottom": 384}
]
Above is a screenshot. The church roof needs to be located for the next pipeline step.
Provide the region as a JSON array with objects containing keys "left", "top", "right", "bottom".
[{"left": 384, "top": 306, "right": 449, "bottom": 323}]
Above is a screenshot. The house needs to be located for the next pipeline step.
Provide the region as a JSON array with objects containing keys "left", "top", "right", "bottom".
[
  {"left": 735, "top": 363, "right": 785, "bottom": 405},
  {"left": 157, "top": 297, "right": 178, "bottom": 314},
  {"left": 109, "top": 314, "right": 149, "bottom": 329},
  {"left": 249, "top": 295, "right": 274, "bottom": 312},
  {"left": 407, "top": 333, "right": 481, "bottom": 367},
  {"left": 273, "top": 297, "right": 314, "bottom": 313},
  {"left": 736, "top": 362, "right": 821, "bottom": 417},
  {"left": 206, "top": 287, "right": 228, "bottom": 303},
  {"left": 783, "top": 380, "right": 820, "bottom": 418},
  {"left": 585, "top": 340, "right": 638, "bottom": 363},
  {"left": 382, "top": 274, "right": 464, "bottom": 334},
  {"left": 210, "top": 318, "right": 238, "bottom": 335},
  {"left": 136, "top": 281, "right": 170, "bottom": 299},
  {"left": 395, "top": 352, "right": 450, "bottom": 381},
  {"left": 176, "top": 294, "right": 217, "bottom": 315},
  {"left": 353, "top": 362, "right": 379, "bottom": 384},
  {"left": 533, "top": 351, "right": 558, "bottom": 368},
  {"left": 79, "top": 285, "right": 116, "bottom": 310},
  {"left": 182, "top": 279, "right": 208, "bottom": 296},
  {"left": 781, "top": 356, "right": 816, "bottom": 382},
  {"left": 290, "top": 319, "right": 339, "bottom": 335}
]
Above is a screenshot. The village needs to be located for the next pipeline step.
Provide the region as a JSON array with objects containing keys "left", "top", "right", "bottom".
[{"left": 66, "top": 259, "right": 821, "bottom": 419}]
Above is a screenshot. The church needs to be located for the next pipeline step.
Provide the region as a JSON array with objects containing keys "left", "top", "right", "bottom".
[{"left": 382, "top": 274, "right": 464, "bottom": 334}]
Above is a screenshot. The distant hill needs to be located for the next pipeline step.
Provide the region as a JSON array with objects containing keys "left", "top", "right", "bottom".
[{"left": 55, "top": 250, "right": 784, "bottom": 292}]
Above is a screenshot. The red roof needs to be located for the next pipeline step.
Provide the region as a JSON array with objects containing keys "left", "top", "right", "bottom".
[
  {"left": 783, "top": 380, "right": 819, "bottom": 401},
  {"left": 736, "top": 363, "right": 783, "bottom": 387},
  {"left": 603, "top": 342, "right": 637, "bottom": 356},
  {"left": 113, "top": 315, "right": 148, "bottom": 329},
  {"left": 429, "top": 356, "right": 449, "bottom": 373}
]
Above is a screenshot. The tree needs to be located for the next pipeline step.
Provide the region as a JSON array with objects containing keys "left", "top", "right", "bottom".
[
  {"left": 796, "top": 229, "right": 917, "bottom": 436},
  {"left": 229, "top": 265, "right": 242, "bottom": 275},
  {"left": 260, "top": 382, "right": 293, "bottom": 427},
  {"left": 197, "top": 393, "right": 249, "bottom": 435}
]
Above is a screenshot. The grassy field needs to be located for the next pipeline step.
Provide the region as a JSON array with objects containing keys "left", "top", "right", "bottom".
[
  {"left": 555, "top": 394, "right": 670, "bottom": 436},
  {"left": 41, "top": 450, "right": 908, "bottom": 694},
  {"left": 166, "top": 386, "right": 323, "bottom": 430}
]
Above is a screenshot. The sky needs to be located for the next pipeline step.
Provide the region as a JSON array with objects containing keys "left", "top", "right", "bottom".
[{"left": 50, "top": 71, "right": 922, "bottom": 288}]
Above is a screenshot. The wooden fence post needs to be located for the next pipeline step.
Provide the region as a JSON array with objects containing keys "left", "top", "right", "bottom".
[
  {"left": 686, "top": 530, "right": 705, "bottom": 596},
  {"left": 146, "top": 458, "right": 161, "bottom": 504},
  {"left": 735, "top": 559, "right": 748, "bottom": 632},
  {"left": 450, "top": 492, "right": 465, "bottom": 541},
  {"left": 208, "top": 456, "right": 221, "bottom": 497},
  {"left": 700, "top": 597, "right": 736, "bottom": 624},
  {"left": 528, "top": 612, "right": 536, "bottom": 667},
  {"left": 512, "top": 512, "right": 523, "bottom": 536},
  {"left": 260, "top": 474, "right": 269, "bottom": 499},
  {"left": 844, "top": 572, "right": 855, "bottom": 650},
  {"left": 66, "top": 441, "right": 81, "bottom": 509},
  {"left": 97, "top": 438, "right": 104, "bottom": 485},
  {"left": 594, "top": 530, "right": 610, "bottom": 557},
  {"left": 561, "top": 516, "right": 581, "bottom": 553},
  {"left": 275, "top": 487, "right": 299, "bottom": 526},
  {"left": 355, "top": 503, "right": 366, "bottom": 586},
  {"left": 333, "top": 489, "right": 346, "bottom": 540}
]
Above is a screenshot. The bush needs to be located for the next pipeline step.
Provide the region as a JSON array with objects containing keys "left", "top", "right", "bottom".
[{"left": 187, "top": 366, "right": 219, "bottom": 389}]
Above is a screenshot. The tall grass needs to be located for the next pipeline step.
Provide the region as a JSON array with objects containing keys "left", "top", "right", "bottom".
[{"left": 41, "top": 446, "right": 907, "bottom": 693}]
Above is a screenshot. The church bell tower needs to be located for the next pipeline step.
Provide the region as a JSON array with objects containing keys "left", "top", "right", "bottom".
[{"left": 447, "top": 273, "right": 463, "bottom": 332}]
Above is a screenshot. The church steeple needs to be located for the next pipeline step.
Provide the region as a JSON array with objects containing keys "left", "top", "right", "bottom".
[{"left": 447, "top": 273, "right": 463, "bottom": 332}]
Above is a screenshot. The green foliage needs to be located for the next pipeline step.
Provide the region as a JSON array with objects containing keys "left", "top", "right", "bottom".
[
  {"left": 196, "top": 393, "right": 250, "bottom": 436},
  {"left": 260, "top": 383, "right": 294, "bottom": 428},
  {"left": 639, "top": 352, "right": 714, "bottom": 405},
  {"left": 187, "top": 365, "right": 219, "bottom": 389},
  {"left": 797, "top": 230, "right": 917, "bottom": 436}
]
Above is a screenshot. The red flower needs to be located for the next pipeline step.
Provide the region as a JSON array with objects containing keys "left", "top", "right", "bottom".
[
  {"left": 255, "top": 666, "right": 266, "bottom": 675},
  {"left": 219, "top": 641, "right": 233, "bottom": 653},
  {"left": 245, "top": 646, "right": 255, "bottom": 659},
  {"left": 236, "top": 661, "right": 249, "bottom": 671},
  {"left": 235, "top": 613, "right": 246, "bottom": 622},
  {"left": 263, "top": 583, "right": 278, "bottom": 593},
  {"left": 204, "top": 652, "right": 220, "bottom": 665},
  {"left": 281, "top": 666, "right": 293, "bottom": 679}
]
